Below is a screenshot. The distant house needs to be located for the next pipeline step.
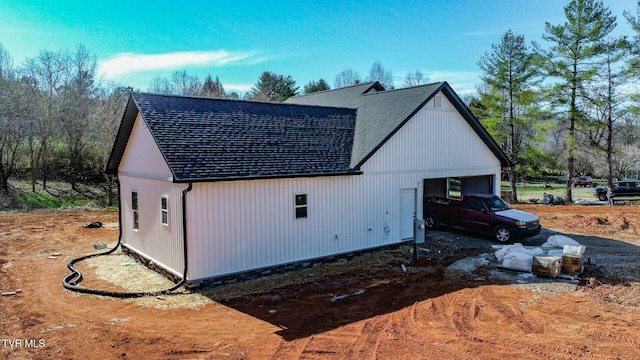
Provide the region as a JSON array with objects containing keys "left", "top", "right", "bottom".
[{"left": 105, "top": 81, "right": 509, "bottom": 286}]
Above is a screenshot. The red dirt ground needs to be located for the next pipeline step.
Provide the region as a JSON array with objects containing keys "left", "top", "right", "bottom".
[{"left": 1, "top": 205, "right": 640, "bottom": 359}]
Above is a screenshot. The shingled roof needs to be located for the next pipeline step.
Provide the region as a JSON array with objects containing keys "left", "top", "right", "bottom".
[
  {"left": 286, "top": 81, "right": 510, "bottom": 168},
  {"left": 105, "top": 93, "right": 359, "bottom": 182}
]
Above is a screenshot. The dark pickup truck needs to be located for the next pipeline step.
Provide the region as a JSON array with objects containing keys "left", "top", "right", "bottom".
[
  {"left": 424, "top": 193, "right": 541, "bottom": 243},
  {"left": 593, "top": 180, "right": 640, "bottom": 201}
]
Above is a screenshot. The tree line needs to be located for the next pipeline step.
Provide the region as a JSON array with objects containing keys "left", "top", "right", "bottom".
[
  {"left": 1, "top": 0, "right": 639, "bottom": 205},
  {"left": 472, "top": 0, "right": 640, "bottom": 203}
]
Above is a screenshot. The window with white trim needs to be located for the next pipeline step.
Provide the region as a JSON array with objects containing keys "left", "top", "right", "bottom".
[
  {"left": 132, "top": 191, "right": 139, "bottom": 230},
  {"left": 295, "top": 194, "right": 307, "bottom": 219},
  {"left": 161, "top": 196, "right": 169, "bottom": 226}
]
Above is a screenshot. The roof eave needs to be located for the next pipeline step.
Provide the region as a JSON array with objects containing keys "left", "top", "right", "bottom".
[
  {"left": 171, "top": 169, "right": 363, "bottom": 183},
  {"left": 104, "top": 95, "right": 139, "bottom": 175},
  {"left": 439, "top": 82, "right": 512, "bottom": 168}
]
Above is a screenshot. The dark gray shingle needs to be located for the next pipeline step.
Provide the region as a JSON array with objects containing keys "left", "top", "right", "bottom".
[
  {"left": 107, "top": 93, "right": 358, "bottom": 181},
  {"left": 286, "top": 81, "right": 510, "bottom": 168}
]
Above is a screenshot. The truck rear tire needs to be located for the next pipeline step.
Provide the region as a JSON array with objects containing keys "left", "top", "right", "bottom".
[
  {"left": 492, "top": 225, "right": 513, "bottom": 243},
  {"left": 424, "top": 213, "right": 439, "bottom": 230}
]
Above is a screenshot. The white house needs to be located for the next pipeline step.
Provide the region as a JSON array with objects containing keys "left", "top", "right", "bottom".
[{"left": 105, "top": 81, "right": 510, "bottom": 286}]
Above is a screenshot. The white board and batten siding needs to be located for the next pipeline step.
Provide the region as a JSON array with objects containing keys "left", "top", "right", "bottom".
[
  {"left": 361, "top": 92, "right": 501, "bottom": 185},
  {"left": 117, "top": 90, "right": 503, "bottom": 284},
  {"left": 186, "top": 175, "right": 400, "bottom": 282},
  {"left": 183, "top": 91, "right": 502, "bottom": 283},
  {"left": 359, "top": 91, "right": 502, "bottom": 243},
  {"left": 118, "top": 114, "right": 188, "bottom": 278}
]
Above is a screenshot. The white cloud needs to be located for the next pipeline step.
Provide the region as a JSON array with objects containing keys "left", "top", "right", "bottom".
[{"left": 98, "top": 50, "right": 261, "bottom": 79}]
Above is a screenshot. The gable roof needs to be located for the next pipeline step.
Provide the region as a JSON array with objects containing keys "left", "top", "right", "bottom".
[
  {"left": 105, "top": 93, "right": 359, "bottom": 182},
  {"left": 286, "top": 81, "right": 510, "bottom": 168}
]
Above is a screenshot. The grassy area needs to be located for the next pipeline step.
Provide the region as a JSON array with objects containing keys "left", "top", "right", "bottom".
[
  {"left": 501, "top": 179, "right": 598, "bottom": 202},
  {"left": 1, "top": 180, "right": 116, "bottom": 210}
]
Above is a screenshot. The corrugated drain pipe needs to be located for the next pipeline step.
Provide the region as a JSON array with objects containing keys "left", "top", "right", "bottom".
[{"left": 61, "top": 182, "right": 193, "bottom": 298}]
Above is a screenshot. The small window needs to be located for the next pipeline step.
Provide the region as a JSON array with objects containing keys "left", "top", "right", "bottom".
[
  {"left": 447, "top": 177, "right": 462, "bottom": 199},
  {"left": 295, "top": 194, "right": 307, "bottom": 219},
  {"left": 161, "top": 196, "right": 169, "bottom": 226},
  {"left": 132, "top": 191, "right": 139, "bottom": 230}
]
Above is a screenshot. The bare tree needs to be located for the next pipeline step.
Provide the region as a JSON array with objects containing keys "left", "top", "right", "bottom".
[
  {"left": 94, "top": 84, "right": 131, "bottom": 205},
  {"left": 367, "top": 61, "right": 394, "bottom": 89},
  {"left": 59, "top": 44, "right": 99, "bottom": 190},
  {"left": 171, "top": 70, "right": 202, "bottom": 96},
  {"left": 148, "top": 76, "right": 172, "bottom": 94},
  {"left": 403, "top": 69, "right": 427, "bottom": 87},
  {"left": 0, "top": 44, "right": 14, "bottom": 80},
  {"left": 333, "top": 68, "right": 361, "bottom": 88},
  {"left": 23, "top": 49, "right": 70, "bottom": 191},
  {"left": 0, "top": 46, "right": 27, "bottom": 194}
]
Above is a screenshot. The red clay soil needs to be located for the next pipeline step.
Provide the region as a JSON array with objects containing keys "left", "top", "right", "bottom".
[{"left": 1, "top": 205, "right": 640, "bottom": 359}]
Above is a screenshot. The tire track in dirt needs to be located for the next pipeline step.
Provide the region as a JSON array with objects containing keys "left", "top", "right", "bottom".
[
  {"left": 271, "top": 323, "right": 366, "bottom": 359},
  {"left": 347, "top": 317, "right": 392, "bottom": 359},
  {"left": 407, "top": 287, "right": 587, "bottom": 359},
  {"left": 461, "top": 287, "right": 602, "bottom": 359},
  {"left": 546, "top": 319, "right": 640, "bottom": 347},
  {"left": 441, "top": 287, "right": 634, "bottom": 359},
  {"left": 479, "top": 286, "right": 543, "bottom": 334},
  {"left": 270, "top": 337, "right": 312, "bottom": 360}
]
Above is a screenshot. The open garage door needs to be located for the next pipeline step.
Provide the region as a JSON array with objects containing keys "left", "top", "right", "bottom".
[
  {"left": 461, "top": 176, "right": 493, "bottom": 195},
  {"left": 423, "top": 175, "right": 495, "bottom": 213}
]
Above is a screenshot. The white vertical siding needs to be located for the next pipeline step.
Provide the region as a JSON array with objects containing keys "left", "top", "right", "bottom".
[
  {"left": 183, "top": 93, "right": 503, "bottom": 282},
  {"left": 186, "top": 173, "right": 416, "bottom": 281},
  {"left": 119, "top": 175, "right": 188, "bottom": 277},
  {"left": 118, "top": 112, "right": 186, "bottom": 277},
  {"left": 117, "top": 95, "right": 504, "bottom": 283},
  {"left": 119, "top": 113, "right": 172, "bottom": 179},
  {"left": 361, "top": 92, "right": 501, "bottom": 177}
]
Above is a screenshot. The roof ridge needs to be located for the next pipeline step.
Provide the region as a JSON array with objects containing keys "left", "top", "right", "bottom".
[
  {"left": 289, "top": 81, "right": 380, "bottom": 99},
  {"left": 360, "top": 81, "right": 445, "bottom": 96},
  {"left": 134, "top": 92, "right": 355, "bottom": 111}
]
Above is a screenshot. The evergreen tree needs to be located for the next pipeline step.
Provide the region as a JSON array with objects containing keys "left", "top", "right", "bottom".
[
  {"left": 249, "top": 71, "right": 298, "bottom": 102},
  {"left": 303, "top": 79, "right": 330, "bottom": 94},
  {"left": 541, "top": 0, "right": 616, "bottom": 203},
  {"left": 201, "top": 74, "right": 226, "bottom": 98},
  {"left": 477, "top": 30, "right": 542, "bottom": 202}
]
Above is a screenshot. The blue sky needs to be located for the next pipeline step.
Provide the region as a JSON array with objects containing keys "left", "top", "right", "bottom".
[{"left": 0, "top": 0, "right": 636, "bottom": 96}]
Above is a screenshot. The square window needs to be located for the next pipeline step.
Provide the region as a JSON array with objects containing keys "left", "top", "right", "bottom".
[
  {"left": 295, "top": 194, "right": 307, "bottom": 206},
  {"left": 295, "top": 206, "right": 308, "bottom": 218}
]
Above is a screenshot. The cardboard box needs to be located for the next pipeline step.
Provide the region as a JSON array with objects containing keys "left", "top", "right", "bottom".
[
  {"left": 532, "top": 256, "right": 562, "bottom": 278},
  {"left": 562, "top": 255, "right": 583, "bottom": 274}
]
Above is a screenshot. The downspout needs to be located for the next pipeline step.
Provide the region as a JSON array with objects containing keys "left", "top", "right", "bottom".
[
  {"left": 61, "top": 180, "right": 191, "bottom": 297},
  {"left": 180, "top": 182, "right": 193, "bottom": 286}
]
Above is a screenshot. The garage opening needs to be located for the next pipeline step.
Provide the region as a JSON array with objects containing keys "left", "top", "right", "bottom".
[{"left": 423, "top": 175, "right": 494, "bottom": 206}]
